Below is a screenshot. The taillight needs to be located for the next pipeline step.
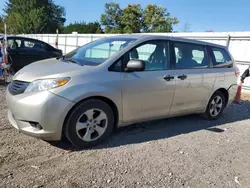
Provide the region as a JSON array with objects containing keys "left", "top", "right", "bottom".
[{"left": 235, "top": 71, "right": 240, "bottom": 77}]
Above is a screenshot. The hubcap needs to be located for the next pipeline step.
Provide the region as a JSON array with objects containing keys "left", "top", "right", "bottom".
[
  {"left": 76, "top": 109, "right": 108, "bottom": 142},
  {"left": 209, "top": 96, "right": 223, "bottom": 117}
]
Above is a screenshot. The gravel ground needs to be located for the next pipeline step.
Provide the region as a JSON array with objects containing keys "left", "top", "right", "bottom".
[{"left": 1, "top": 85, "right": 250, "bottom": 188}]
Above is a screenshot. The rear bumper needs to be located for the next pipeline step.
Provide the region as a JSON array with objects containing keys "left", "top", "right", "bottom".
[
  {"left": 6, "top": 89, "right": 75, "bottom": 141},
  {"left": 227, "top": 84, "right": 238, "bottom": 104}
]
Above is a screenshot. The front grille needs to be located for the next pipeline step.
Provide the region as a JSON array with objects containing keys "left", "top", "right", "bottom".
[{"left": 8, "top": 80, "right": 30, "bottom": 95}]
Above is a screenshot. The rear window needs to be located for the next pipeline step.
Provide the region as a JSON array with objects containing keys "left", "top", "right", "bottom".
[{"left": 211, "top": 47, "right": 232, "bottom": 67}]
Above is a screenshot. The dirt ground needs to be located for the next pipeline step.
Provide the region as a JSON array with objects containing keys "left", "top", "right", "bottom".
[
  {"left": 1, "top": 85, "right": 250, "bottom": 188},
  {"left": 241, "top": 92, "right": 250, "bottom": 100}
]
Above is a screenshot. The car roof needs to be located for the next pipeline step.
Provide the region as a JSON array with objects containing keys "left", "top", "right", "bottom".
[
  {"left": 106, "top": 34, "right": 226, "bottom": 48},
  {"left": 0, "top": 35, "right": 45, "bottom": 42},
  {"left": 0, "top": 34, "right": 226, "bottom": 49},
  {"left": 0, "top": 34, "right": 18, "bottom": 39},
  {"left": 0, "top": 35, "right": 56, "bottom": 48},
  {"left": 0, "top": 35, "right": 41, "bottom": 41}
]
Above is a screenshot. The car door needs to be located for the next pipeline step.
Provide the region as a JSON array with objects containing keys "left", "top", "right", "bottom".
[
  {"left": 170, "top": 41, "right": 216, "bottom": 115},
  {"left": 6, "top": 38, "right": 22, "bottom": 71},
  {"left": 121, "top": 40, "right": 176, "bottom": 123},
  {"left": 18, "top": 39, "right": 48, "bottom": 69},
  {"left": 13, "top": 39, "right": 36, "bottom": 69}
]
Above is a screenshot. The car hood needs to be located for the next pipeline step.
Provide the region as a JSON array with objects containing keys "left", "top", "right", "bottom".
[{"left": 13, "top": 58, "right": 92, "bottom": 82}]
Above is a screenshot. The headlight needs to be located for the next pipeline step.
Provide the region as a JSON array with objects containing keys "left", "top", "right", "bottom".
[{"left": 24, "top": 77, "right": 70, "bottom": 93}]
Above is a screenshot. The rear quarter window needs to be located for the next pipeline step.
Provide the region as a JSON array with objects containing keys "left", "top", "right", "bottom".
[{"left": 211, "top": 47, "right": 232, "bottom": 68}]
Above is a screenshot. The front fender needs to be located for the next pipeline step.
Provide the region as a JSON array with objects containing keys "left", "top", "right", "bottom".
[{"left": 50, "top": 83, "right": 122, "bottom": 117}]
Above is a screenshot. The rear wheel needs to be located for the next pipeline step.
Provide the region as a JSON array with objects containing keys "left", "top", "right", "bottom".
[
  {"left": 64, "top": 99, "right": 114, "bottom": 148},
  {"left": 202, "top": 91, "right": 226, "bottom": 120}
]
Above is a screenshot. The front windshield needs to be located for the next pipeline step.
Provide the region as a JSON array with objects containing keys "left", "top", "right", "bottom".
[{"left": 63, "top": 37, "right": 136, "bottom": 66}]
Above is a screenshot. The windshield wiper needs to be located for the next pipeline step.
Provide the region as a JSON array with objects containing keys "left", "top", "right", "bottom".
[
  {"left": 63, "top": 58, "right": 82, "bottom": 66},
  {"left": 57, "top": 55, "right": 82, "bottom": 66}
]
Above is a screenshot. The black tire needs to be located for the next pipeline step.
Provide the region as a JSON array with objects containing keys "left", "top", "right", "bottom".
[
  {"left": 64, "top": 99, "right": 114, "bottom": 148},
  {"left": 202, "top": 91, "right": 226, "bottom": 120}
]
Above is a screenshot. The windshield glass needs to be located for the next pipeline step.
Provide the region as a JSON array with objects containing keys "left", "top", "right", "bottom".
[{"left": 63, "top": 37, "right": 136, "bottom": 66}]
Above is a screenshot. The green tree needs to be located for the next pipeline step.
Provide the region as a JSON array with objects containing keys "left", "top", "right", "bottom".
[
  {"left": 100, "top": 2, "right": 123, "bottom": 33},
  {"left": 0, "top": 17, "right": 4, "bottom": 33},
  {"left": 42, "top": 1, "right": 66, "bottom": 33},
  {"left": 120, "top": 4, "right": 143, "bottom": 33},
  {"left": 143, "top": 4, "right": 178, "bottom": 32},
  {"left": 63, "top": 21, "right": 103, "bottom": 34},
  {"left": 101, "top": 3, "right": 179, "bottom": 34},
  {"left": 3, "top": 0, "right": 66, "bottom": 34}
]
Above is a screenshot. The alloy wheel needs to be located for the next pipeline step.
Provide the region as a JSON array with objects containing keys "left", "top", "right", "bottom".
[
  {"left": 76, "top": 109, "right": 108, "bottom": 142},
  {"left": 209, "top": 96, "right": 223, "bottom": 117}
]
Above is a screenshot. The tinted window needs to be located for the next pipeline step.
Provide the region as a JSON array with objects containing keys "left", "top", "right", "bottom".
[
  {"left": 128, "top": 41, "right": 168, "bottom": 71},
  {"left": 174, "top": 42, "right": 208, "bottom": 69},
  {"left": 23, "top": 40, "right": 46, "bottom": 49},
  {"left": 7, "top": 39, "right": 21, "bottom": 49},
  {"left": 212, "top": 47, "right": 232, "bottom": 67}
]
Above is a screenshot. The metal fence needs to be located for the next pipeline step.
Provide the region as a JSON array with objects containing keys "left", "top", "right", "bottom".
[{"left": 20, "top": 32, "right": 250, "bottom": 90}]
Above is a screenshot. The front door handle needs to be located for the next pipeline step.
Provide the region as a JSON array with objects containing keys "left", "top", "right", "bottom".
[
  {"left": 177, "top": 74, "right": 187, "bottom": 80},
  {"left": 163, "top": 75, "right": 174, "bottom": 81}
]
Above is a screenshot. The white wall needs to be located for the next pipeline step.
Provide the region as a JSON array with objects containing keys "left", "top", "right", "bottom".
[{"left": 20, "top": 32, "right": 250, "bottom": 90}]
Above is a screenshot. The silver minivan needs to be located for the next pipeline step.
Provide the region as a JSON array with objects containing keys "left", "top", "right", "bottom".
[{"left": 6, "top": 35, "right": 239, "bottom": 148}]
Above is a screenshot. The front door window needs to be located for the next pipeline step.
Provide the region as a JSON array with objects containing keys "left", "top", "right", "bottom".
[
  {"left": 7, "top": 39, "right": 21, "bottom": 49},
  {"left": 127, "top": 40, "right": 168, "bottom": 71}
]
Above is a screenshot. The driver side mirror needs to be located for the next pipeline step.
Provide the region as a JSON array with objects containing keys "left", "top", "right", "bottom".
[{"left": 125, "top": 59, "right": 145, "bottom": 72}]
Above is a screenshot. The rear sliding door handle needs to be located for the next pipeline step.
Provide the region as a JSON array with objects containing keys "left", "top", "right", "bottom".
[
  {"left": 163, "top": 75, "right": 174, "bottom": 81},
  {"left": 177, "top": 74, "right": 187, "bottom": 80}
]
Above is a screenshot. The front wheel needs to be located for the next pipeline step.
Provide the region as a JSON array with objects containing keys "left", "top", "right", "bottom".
[
  {"left": 64, "top": 99, "right": 115, "bottom": 148},
  {"left": 202, "top": 91, "right": 226, "bottom": 120}
]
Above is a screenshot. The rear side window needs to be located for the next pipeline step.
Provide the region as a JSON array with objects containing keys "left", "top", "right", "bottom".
[
  {"left": 173, "top": 42, "right": 209, "bottom": 69},
  {"left": 211, "top": 47, "right": 232, "bottom": 67},
  {"left": 23, "top": 40, "right": 46, "bottom": 50}
]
